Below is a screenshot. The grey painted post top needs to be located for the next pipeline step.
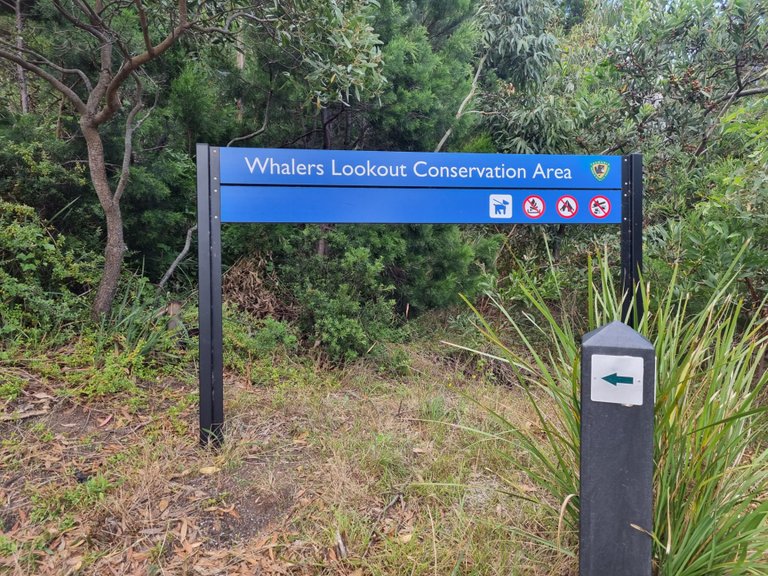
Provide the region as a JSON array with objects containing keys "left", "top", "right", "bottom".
[
  {"left": 582, "top": 320, "right": 653, "bottom": 350},
  {"left": 582, "top": 321, "right": 654, "bottom": 407}
]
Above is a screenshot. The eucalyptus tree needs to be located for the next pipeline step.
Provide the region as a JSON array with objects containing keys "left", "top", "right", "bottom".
[
  {"left": 0, "top": 1, "right": 251, "bottom": 317},
  {"left": 0, "top": 0, "right": 386, "bottom": 317}
]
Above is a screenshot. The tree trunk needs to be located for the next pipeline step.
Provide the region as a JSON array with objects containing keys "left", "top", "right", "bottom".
[
  {"left": 80, "top": 119, "right": 126, "bottom": 319},
  {"left": 94, "top": 202, "right": 126, "bottom": 318},
  {"left": 15, "top": 0, "right": 29, "bottom": 114}
]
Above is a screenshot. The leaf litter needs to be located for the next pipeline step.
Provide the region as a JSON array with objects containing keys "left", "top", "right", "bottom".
[{"left": 0, "top": 345, "right": 551, "bottom": 575}]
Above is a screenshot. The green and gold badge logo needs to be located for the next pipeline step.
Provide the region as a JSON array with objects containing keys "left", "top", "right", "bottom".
[{"left": 590, "top": 161, "right": 610, "bottom": 182}]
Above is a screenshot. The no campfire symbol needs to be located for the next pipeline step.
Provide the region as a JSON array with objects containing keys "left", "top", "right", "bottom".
[{"left": 523, "top": 195, "right": 545, "bottom": 219}]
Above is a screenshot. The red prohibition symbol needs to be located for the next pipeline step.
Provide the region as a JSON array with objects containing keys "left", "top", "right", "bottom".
[
  {"left": 589, "top": 195, "right": 611, "bottom": 219},
  {"left": 523, "top": 195, "right": 545, "bottom": 219},
  {"left": 556, "top": 195, "right": 578, "bottom": 218}
]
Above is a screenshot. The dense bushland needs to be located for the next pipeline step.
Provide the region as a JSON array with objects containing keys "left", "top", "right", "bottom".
[
  {"left": 0, "top": 0, "right": 765, "bottom": 353},
  {"left": 0, "top": 2, "right": 766, "bottom": 574}
]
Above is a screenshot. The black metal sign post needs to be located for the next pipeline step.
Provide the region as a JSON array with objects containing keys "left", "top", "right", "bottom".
[
  {"left": 196, "top": 144, "right": 223, "bottom": 446},
  {"left": 579, "top": 321, "right": 656, "bottom": 575},
  {"left": 621, "top": 153, "right": 643, "bottom": 327}
]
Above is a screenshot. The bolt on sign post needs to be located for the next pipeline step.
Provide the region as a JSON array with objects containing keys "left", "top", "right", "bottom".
[
  {"left": 580, "top": 321, "right": 656, "bottom": 576},
  {"left": 197, "top": 146, "right": 643, "bottom": 445}
]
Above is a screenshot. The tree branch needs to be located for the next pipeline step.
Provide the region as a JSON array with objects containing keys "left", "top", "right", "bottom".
[
  {"left": 96, "top": 3, "right": 192, "bottom": 125},
  {"left": 158, "top": 224, "right": 197, "bottom": 289},
  {"left": 435, "top": 53, "right": 487, "bottom": 152},
  {"left": 0, "top": 38, "right": 94, "bottom": 92},
  {"left": 715, "top": 85, "right": 768, "bottom": 103},
  {"left": 52, "top": 0, "right": 109, "bottom": 43},
  {"left": 228, "top": 88, "right": 272, "bottom": 147},
  {"left": 134, "top": 0, "right": 155, "bottom": 57},
  {"left": 0, "top": 47, "right": 87, "bottom": 113},
  {"left": 692, "top": 68, "right": 768, "bottom": 163},
  {"left": 113, "top": 75, "right": 143, "bottom": 204}
]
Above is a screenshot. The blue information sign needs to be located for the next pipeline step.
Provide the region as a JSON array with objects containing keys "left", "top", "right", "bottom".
[
  {"left": 197, "top": 144, "right": 643, "bottom": 449},
  {"left": 218, "top": 148, "right": 621, "bottom": 225},
  {"left": 221, "top": 186, "right": 620, "bottom": 224}
]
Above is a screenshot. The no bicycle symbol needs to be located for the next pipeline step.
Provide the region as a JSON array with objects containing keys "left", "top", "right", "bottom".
[{"left": 523, "top": 195, "right": 545, "bottom": 219}]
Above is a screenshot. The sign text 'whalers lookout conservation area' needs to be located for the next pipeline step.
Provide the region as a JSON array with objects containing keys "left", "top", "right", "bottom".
[{"left": 218, "top": 148, "right": 623, "bottom": 224}]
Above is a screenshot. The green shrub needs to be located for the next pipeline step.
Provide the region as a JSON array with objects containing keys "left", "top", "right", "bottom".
[
  {"left": 223, "top": 306, "right": 300, "bottom": 373},
  {"left": 222, "top": 224, "right": 501, "bottom": 361},
  {"left": 0, "top": 200, "right": 98, "bottom": 343},
  {"left": 0, "top": 372, "right": 25, "bottom": 400},
  {"left": 252, "top": 317, "right": 299, "bottom": 354}
]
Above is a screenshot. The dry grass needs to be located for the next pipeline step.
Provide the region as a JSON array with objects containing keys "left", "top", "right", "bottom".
[
  {"left": 222, "top": 256, "right": 299, "bottom": 322},
  {"left": 0, "top": 343, "right": 566, "bottom": 576}
]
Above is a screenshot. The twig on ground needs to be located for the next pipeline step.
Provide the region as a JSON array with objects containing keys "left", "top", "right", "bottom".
[{"left": 362, "top": 493, "right": 403, "bottom": 558}]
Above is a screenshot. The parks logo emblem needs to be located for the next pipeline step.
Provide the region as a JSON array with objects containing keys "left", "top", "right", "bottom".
[{"left": 591, "top": 161, "right": 609, "bottom": 182}]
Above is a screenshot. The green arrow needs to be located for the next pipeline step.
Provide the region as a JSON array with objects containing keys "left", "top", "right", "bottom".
[{"left": 602, "top": 372, "right": 633, "bottom": 386}]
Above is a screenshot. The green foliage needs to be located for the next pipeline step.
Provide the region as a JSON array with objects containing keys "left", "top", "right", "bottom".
[
  {"left": 253, "top": 317, "right": 299, "bottom": 354},
  {"left": 169, "top": 62, "right": 238, "bottom": 150},
  {"left": 0, "top": 372, "right": 25, "bottom": 400},
  {"left": 294, "top": 244, "right": 402, "bottom": 362},
  {"left": 0, "top": 117, "right": 95, "bottom": 243},
  {"left": 0, "top": 200, "right": 98, "bottom": 343},
  {"left": 646, "top": 100, "right": 768, "bottom": 311},
  {"left": 478, "top": 0, "right": 558, "bottom": 88},
  {"left": 223, "top": 306, "right": 299, "bottom": 373},
  {"left": 480, "top": 0, "right": 767, "bottom": 323},
  {"left": 223, "top": 223, "right": 501, "bottom": 361},
  {"left": 31, "top": 473, "right": 113, "bottom": 522},
  {"left": 273, "top": 0, "right": 385, "bottom": 107},
  {"left": 460, "top": 252, "right": 768, "bottom": 574},
  {"left": 361, "top": 0, "right": 481, "bottom": 151}
]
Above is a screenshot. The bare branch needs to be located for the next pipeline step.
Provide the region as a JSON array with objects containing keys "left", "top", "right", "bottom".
[
  {"left": 96, "top": 6, "right": 192, "bottom": 124},
  {"left": 228, "top": 89, "right": 272, "bottom": 146},
  {"left": 0, "top": 47, "right": 87, "bottom": 113},
  {"left": 0, "top": 38, "right": 94, "bottom": 92},
  {"left": 52, "top": 0, "right": 109, "bottom": 43},
  {"left": 134, "top": 0, "right": 155, "bottom": 57},
  {"left": 13, "top": 0, "right": 29, "bottom": 113},
  {"left": 113, "top": 75, "right": 143, "bottom": 204},
  {"left": 718, "top": 86, "right": 768, "bottom": 102},
  {"left": 435, "top": 53, "right": 487, "bottom": 152},
  {"left": 158, "top": 225, "right": 198, "bottom": 290},
  {"left": 715, "top": 66, "right": 768, "bottom": 103},
  {"left": 194, "top": 7, "right": 254, "bottom": 34}
]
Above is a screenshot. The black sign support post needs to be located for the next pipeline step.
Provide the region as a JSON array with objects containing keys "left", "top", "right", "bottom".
[
  {"left": 621, "top": 153, "right": 643, "bottom": 327},
  {"left": 579, "top": 321, "right": 656, "bottom": 575},
  {"left": 196, "top": 144, "right": 223, "bottom": 446}
]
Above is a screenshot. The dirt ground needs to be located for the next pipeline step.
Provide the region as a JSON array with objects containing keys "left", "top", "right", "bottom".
[{"left": 0, "top": 346, "right": 571, "bottom": 576}]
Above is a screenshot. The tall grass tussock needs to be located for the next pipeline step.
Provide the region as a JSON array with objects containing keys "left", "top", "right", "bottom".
[{"left": 461, "top": 251, "right": 767, "bottom": 575}]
